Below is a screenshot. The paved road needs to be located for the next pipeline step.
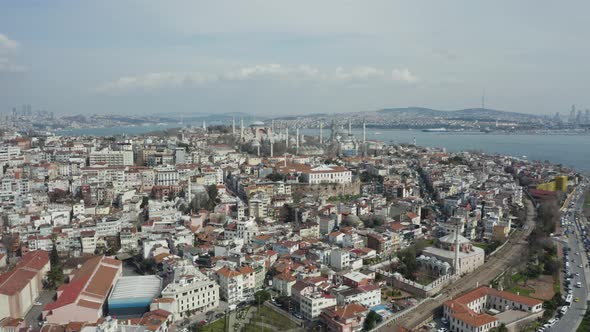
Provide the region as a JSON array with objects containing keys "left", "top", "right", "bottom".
[
  {"left": 24, "top": 290, "right": 56, "bottom": 328},
  {"left": 392, "top": 198, "right": 537, "bottom": 331},
  {"left": 549, "top": 183, "right": 589, "bottom": 332}
]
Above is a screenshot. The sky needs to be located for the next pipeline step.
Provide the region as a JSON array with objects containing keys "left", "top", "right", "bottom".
[{"left": 0, "top": 0, "right": 589, "bottom": 116}]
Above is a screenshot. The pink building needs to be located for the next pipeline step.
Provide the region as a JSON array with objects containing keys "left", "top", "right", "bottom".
[
  {"left": 43, "top": 256, "right": 122, "bottom": 324},
  {"left": 0, "top": 251, "right": 50, "bottom": 319}
]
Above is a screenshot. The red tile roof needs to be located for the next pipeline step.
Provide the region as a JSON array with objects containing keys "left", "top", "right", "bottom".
[{"left": 444, "top": 286, "right": 543, "bottom": 328}]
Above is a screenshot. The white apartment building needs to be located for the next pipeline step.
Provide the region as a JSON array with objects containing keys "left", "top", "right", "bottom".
[
  {"left": 0, "top": 146, "right": 21, "bottom": 164},
  {"left": 155, "top": 167, "right": 179, "bottom": 186},
  {"left": 159, "top": 263, "right": 219, "bottom": 320},
  {"left": 330, "top": 248, "right": 351, "bottom": 271},
  {"left": 89, "top": 150, "right": 134, "bottom": 166},
  {"left": 333, "top": 284, "right": 381, "bottom": 308},
  {"left": 300, "top": 292, "right": 338, "bottom": 321},
  {"left": 215, "top": 266, "right": 256, "bottom": 304},
  {"left": 303, "top": 165, "right": 352, "bottom": 185}
]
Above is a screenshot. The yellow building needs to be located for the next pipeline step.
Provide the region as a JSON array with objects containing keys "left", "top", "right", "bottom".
[
  {"left": 536, "top": 181, "right": 557, "bottom": 192},
  {"left": 555, "top": 175, "right": 568, "bottom": 192}
]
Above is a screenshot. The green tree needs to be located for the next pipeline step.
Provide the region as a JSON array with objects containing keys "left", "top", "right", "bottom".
[
  {"left": 254, "top": 290, "right": 271, "bottom": 304},
  {"left": 46, "top": 243, "right": 64, "bottom": 289},
  {"left": 364, "top": 311, "right": 382, "bottom": 331}
]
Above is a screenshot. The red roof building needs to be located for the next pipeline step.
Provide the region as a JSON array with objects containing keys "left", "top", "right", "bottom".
[
  {"left": 43, "top": 256, "right": 122, "bottom": 324},
  {"left": 0, "top": 250, "right": 50, "bottom": 319}
]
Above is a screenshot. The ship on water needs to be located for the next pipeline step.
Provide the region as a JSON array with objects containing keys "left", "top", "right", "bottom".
[{"left": 422, "top": 128, "right": 448, "bottom": 132}]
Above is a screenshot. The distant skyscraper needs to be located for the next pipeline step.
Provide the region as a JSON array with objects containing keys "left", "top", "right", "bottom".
[{"left": 569, "top": 105, "right": 576, "bottom": 124}]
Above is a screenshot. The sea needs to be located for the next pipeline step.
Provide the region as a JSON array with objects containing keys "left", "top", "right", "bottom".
[{"left": 56, "top": 125, "right": 590, "bottom": 173}]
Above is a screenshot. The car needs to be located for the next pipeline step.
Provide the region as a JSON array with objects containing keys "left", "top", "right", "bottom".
[
  {"left": 576, "top": 272, "right": 580, "bottom": 276},
  {"left": 441, "top": 317, "right": 449, "bottom": 325},
  {"left": 437, "top": 328, "right": 448, "bottom": 332},
  {"left": 579, "top": 264, "right": 583, "bottom": 268},
  {"left": 215, "top": 313, "right": 224, "bottom": 318},
  {"left": 33, "top": 301, "right": 42, "bottom": 306},
  {"left": 575, "top": 297, "right": 580, "bottom": 302}
]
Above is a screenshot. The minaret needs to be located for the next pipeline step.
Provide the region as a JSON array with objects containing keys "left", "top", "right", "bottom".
[
  {"left": 202, "top": 120, "right": 207, "bottom": 131},
  {"left": 285, "top": 127, "right": 289, "bottom": 148},
  {"left": 362, "top": 120, "right": 366, "bottom": 145},
  {"left": 257, "top": 144, "right": 260, "bottom": 157},
  {"left": 348, "top": 119, "right": 352, "bottom": 136},
  {"left": 270, "top": 140, "right": 274, "bottom": 157},
  {"left": 454, "top": 222, "right": 461, "bottom": 276},
  {"left": 413, "top": 137, "right": 416, "bottom": 146},
  {"left": 240, "top": 118, "right": 244, "bottom": 139},
  {"left": 319, "top": 121, "right": 323, "bottom": 144},
  {"left": 271, "top": 120, "right": 275, "bottom": 134},
  {"left": 296, "top": 127, "right": 299, "bottom": 154},
  {"left": 232, "top": 117, "right": 236, "bottom": 135}
]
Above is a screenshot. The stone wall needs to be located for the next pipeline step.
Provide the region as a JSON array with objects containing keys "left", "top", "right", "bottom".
[{"left": 291, "top": 181, "right": 361, "bottom": 199}]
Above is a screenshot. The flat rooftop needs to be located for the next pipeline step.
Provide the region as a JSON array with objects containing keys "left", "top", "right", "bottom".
[{"left": 109, "top": 275, "right": 161, "bottom": 302}]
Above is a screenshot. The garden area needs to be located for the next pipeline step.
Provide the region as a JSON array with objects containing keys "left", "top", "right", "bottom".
[
  {"left": 242, "top": 305, "right": 303, "bottom": 332},
  {"left": 198, "top": 319, "right": 225, "bottom": 332}
]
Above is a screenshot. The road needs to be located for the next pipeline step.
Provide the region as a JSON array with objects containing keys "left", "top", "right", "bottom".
[
  {"left": 24, "top": 290, "right": 55, "bottom": 328},
  {"left": 392, "top": 198, "right": 537, "bottom": 331},
  {"left": 549, "top": 182, "right": 589, "bottom": 332}
]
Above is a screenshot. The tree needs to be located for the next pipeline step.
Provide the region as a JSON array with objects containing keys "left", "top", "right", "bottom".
[
  {"left": 254, "top": 290, "right": 271, "bottom": 304},
  {"left": 46, "top": 243, "right": 64, "bottom": 289},
  {"left": 266, "top": 173, "right": 285, "bottom": 182},
  {"left": 397, "top": 247, "right": 419, "bottom": 280},
  {"left": 364, "top": 311, "right": 382, "bottom": 331}
]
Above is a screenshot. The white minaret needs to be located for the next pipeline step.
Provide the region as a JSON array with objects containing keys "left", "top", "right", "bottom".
[
  {"left": 270, "top": 140, "right": 274, "bottom": 157},
  {"left": 362, "top": 120, "right": 366, "bottom": 145},
  {"left": 257, "top": 144, "right": 260, "bottom": 157},
  {"left": 454, "top": 222, "right": 461, "bottom": 276},
  {"left": 296, "top": 127, "right": 299, "bottom": 154},
  {"left": 232, "top": 117, "right": 236, "bottom": 135},
  {"left": 285, "top": 127, "right": 289, "bottom": 148},
  {"left": 319, "top": 121, "right": 323, "bottom": 144},
  {"left": 271, "top": 120, "right": 275, "bottom": 134},
  {"left": 202, "top": 120, "right": 207, "bottom": 131},
  {"left": 240, "top": 118, "right": 244, "bottom": 139}
]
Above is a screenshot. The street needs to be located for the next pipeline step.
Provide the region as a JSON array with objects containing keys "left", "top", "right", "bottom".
[
  {"left": 24, "top": 290, "right": 55, "bottom": 328},
  {"left": 549, "top": 183, "right": 589, "bottom": 332}
]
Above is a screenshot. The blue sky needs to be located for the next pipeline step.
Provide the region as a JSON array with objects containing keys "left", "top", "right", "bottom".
[{"left": 0, "top": 0, "right": 589, "bottom": 116}]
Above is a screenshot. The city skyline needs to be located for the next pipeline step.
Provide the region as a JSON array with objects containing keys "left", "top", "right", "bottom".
[{"left": 1, "top": 1, "right": 590, "bottom": 116}]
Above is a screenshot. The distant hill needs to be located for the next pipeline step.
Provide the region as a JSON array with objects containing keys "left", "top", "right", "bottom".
[{"left": 377, "top": 107, "right": 540, "bottom": 121}]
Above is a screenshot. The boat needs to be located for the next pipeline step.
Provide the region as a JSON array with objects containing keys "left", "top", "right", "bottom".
[{"left": 422, "top": 128, "right": 447, "bottom": 132}]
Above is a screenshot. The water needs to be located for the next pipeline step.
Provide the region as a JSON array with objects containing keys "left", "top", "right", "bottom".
[
  {"left": 302, "top": 128, "right": 590, "bottom": 173},
  {"left": 56, "top": 124, "right": 180, "bottom": 136}
]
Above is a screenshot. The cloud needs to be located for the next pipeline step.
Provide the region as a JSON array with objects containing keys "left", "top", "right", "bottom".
[
  {"left": 334, "top": 66, "right": 385, "bottom": 80},
  {"left": 0, "top": 33, "right": 26, "bottom": 73},
  {"left": 391, "top": 68, "right": 419, "bottom": 83},
  {"left": 97, "top": 64, "right": 419, "bottom": 93},
  {"left": 0, "top": 34, "right": 18, "bottom": 54}
]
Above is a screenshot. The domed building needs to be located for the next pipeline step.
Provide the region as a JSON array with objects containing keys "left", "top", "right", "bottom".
[
  {"left": 422, "top": 233, "right": 485, "bottom": 275},
  {"left": 249, "top": 121, "right": 272, "bottom": 142}
]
